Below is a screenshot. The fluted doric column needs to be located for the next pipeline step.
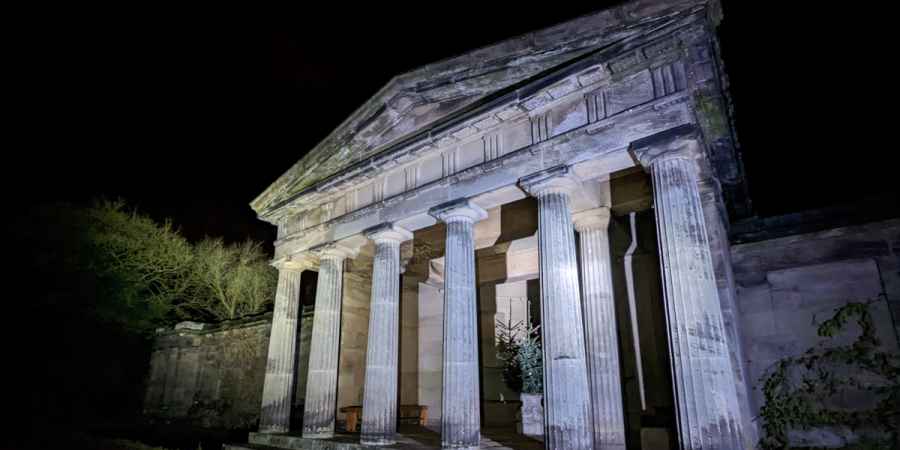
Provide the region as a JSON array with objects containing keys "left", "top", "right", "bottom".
[
  {"left": 361, "top": 223, "right": 413, "bottom": 446},
  {"left": 259, "top": 265, "right": 305, "bottom": 433},
  {"left": 429, "top": 199, "right": 487, "bottom": 450},
  {"left": 519, "top": 166, "right": 593, "bottom": 450},
  {"left": 632, "top": 129, "right": 744, "bottom": 450},
  {"left": 573, "top": 207, "right": 626, "bottom": 450},
  {"left": 303, "top": 243, "right": 357, "bottom": 439}
]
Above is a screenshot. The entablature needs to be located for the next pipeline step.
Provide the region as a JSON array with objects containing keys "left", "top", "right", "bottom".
[
  {"left": 258, "top": 8, "right": 744, "bottom": 265},
  {"left": 269, "top": 12, "right": 717, "bottom": 241}
]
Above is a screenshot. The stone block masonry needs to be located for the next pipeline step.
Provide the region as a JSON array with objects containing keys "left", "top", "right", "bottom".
[{"left": 144, "top": 312, "right": 313, "bottom": 430}]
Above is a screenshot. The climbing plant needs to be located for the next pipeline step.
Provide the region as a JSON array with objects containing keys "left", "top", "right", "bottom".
[{"left": 757, "top": 301, "right": 899, "bottom": 450}]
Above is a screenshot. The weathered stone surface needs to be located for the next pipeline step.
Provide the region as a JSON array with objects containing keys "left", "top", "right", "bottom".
[
  {"left": 245, "top": 426, "right": 546, "bottom": 449},
  {"left": 519, "top": 166, "right": 593, "bottom": 450},
  {"left": 416, "top": 281, "right": 444, "bottom": 430},
  {"left": 145, "top": 313, "right": 307, "bottom": 430},
  {"left": 304, "top": 250, "right": 351, "bottom": 438},
  {"left": 260, "top": 269, "right": 304, "bottom": 433},
  {"left": 250, "top": 0, "right": 716, "bottom": 221},
  {"left": 241, "top": 3, "right": 770, "bottom": 449},
  {"left": 517, "top": 393, "right": 544, "bottom": 439},
  {"left": 429, "top": 199, "right": 487, "bottom": 450},
  {"left": 360, "top": 224, "right": 412, "bottom": 445},
  {"left": 573, "top": 207, "right": 626, "bottom": 450},
  {"left": 174, "top": 321, "right": 206, "bottom": 331},
  {"left": 633, "top": 139, "right": 745, "bottom": 449},
  {"left": 731, "top": 219, "right": 900, "bottom": 448}
]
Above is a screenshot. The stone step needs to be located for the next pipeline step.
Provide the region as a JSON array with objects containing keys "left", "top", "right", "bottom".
[{"left": 223, "top": 443, "right": 285, "bottom": 450}]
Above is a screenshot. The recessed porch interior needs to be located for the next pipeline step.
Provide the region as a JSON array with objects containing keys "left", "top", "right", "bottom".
[{"left": 274, "top": 167, "right": 677, "bottom": 449}]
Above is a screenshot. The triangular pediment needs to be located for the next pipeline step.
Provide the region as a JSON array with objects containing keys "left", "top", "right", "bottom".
[{"left": 252, "top": 0, "right": 715, "bottom": 217}]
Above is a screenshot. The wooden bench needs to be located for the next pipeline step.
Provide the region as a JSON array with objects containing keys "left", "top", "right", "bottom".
[{"left": 339, "top": 405, "right": 428, "bottom": 432}]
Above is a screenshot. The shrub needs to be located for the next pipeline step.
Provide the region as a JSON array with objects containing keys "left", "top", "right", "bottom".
[{"left": 83, "top": 199, "right": 277, "bottom": 326}]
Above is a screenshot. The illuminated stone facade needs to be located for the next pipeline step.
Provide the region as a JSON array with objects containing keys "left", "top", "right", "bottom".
[{"left": 243, "top": 1, "right": 853, "bottom": 448}]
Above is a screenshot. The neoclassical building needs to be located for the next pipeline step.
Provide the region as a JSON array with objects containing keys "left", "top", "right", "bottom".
[{"left": 248, "top": 1, "right": 757, "bottom": 448}]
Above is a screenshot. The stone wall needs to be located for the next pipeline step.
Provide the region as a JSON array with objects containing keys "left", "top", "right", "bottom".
[
  {"left": 336, "top": 268, "right": 371, "bottom": 423},
  {"left": 144, "top": 312, "right": 314, "bottom": 430},
  {"left": 732, "top": 218, "right": 900, "bottom": 447},
  {"left": 142, "top": 262, "right": 373, "bottom": 431}
]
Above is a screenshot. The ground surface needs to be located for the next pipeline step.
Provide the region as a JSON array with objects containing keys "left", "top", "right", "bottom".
[{"left": 229, "top": 425, "right": 543, "bottom": 450}]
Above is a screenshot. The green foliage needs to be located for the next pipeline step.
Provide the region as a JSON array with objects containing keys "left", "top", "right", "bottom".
[
  {"left": 84, "top": 199, "right": 195, "bottom": 331},
  {"left": 496, "top": 316, "right": 543, "bottom": 395},
  {"left": 81, "top": 199, "right": 276, "bottom": 329},
  {"left": 758, "top": 301, "right": 900, "bottom": 450},
  {"left": 497, "top": 318, "right": 524, "bottom": 393},
  {"left": 183, "top": 238, "right": 276, "bottom": 321},
  {"left": 517, "top": 323, "right": 543, "bottom": 395}
]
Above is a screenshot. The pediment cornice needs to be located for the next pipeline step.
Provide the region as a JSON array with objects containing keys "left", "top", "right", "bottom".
[{"left": 251, "top": 0, "right": 717, "bottom": 222}]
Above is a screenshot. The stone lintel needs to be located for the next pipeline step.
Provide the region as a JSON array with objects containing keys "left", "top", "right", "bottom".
[
  {"left": 518, "top": 165, "right": 581, "bottom": 197},
  {"left": 428, "top": 198, "right": 488, "bottom": 224},
  {"left": 364, "top": 222, "right": 414, "bottom": 244},
  {"left": 271, "top": 252, "right": 318, "bottom": 272},
  {"left": 309, "top": 241, "right": 359, "bottom": 260},
  {"left": 628, "top": 123, "right": 701, "bottom": 168},
  {"left": 572, "top": 207, "right": 612, "bottom": 232}
]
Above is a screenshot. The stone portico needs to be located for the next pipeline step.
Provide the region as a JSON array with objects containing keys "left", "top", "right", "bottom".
[{"left": 248, "top": 1, "right": 755, "bottom": 448}]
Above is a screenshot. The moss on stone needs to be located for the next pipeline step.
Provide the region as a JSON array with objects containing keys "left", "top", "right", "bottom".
[{"left": 693, "top": 90, "right": 729, "bottom": 139}]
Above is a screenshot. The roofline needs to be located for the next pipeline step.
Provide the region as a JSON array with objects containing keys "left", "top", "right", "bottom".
[{"left": 252, "top": 0, "right": 716, "bottom": 220}]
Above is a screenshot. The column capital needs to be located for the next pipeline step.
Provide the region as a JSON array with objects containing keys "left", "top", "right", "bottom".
[
  {"left": 271, "top": 252, "right": 317, "bottom": 272},
  {"left": 309, "top": 241, "right": 358, "bottom": 261},
  {"left": 629, "top": 124, "right": 702, "bottom": 168},
  {"left": 572, "top": 207, "right": 612, "bottom": 232},
  {"left": 364, "top": 222, "right": 413, "bottom": 244},
  {"left": 518, "top": 165, "right": 581, "bottom": 197},
  {"left": 429, "top": 198, "right": 488, "bottom": 224}
]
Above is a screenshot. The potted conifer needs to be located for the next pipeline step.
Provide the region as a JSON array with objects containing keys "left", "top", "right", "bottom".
[{"left": 497, "top": 319, "right": 543, "bottom": 438}]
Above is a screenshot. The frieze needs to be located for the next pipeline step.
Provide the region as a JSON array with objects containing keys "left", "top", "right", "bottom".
[
  {"left": 278, "top": 98, "right": 692, "bottom": 251},
  {"left": 472, "top": 116, "right": 501, "bottom": 131},
  {"left": 483, "top": 133, "right": 501, "bottom": 162},
  {"left": 652, "top": 93, "right": 690, "bottom": 111},
  {"left": 275, "top": 28, "right": 702, "bottom": 238},
  {"left": 531, "top": 113, "right": 551, "bottom": 143},
  {"left": 547, "top": 79, "right": 580, "bottom": 99},
  {"left": 642, "top": 36, "right": 682, "bottom": 59},
  {"left": 608, "top": 51, "right": 643, "bottom": 74},
  {"left": 577, "top": 65, "right": 608, "bottom": 88},
  {"left": 496, "top": 106, "right": 527, "bottom": 121},
  {"left": 253, "top": 6, "right": 714, "bottom": 221},
  {"left": 451, "top": 126, "right": 478, "bottom": 140},
  {"left": 521, "top": 92, "right": 553, "bottom": 111}
]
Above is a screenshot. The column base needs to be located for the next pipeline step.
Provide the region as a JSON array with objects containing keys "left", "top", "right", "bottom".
[
  {"left": 302, "top": 431, "right": 335, "bottom": 439},
  {"left": 360, "top": 438, "right": 396, "bottom": 446},
  {"left": 257, "top": 425, "right": 289, "bottom": 434}
]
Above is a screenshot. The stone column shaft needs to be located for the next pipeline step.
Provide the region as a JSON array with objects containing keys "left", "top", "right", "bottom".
[
  {"left": 303, "top": 246, "right": 353, "bottom": 438},
  {"left": 259, "top": 268, "right": 303, "bottom": 433},
  {"left": 574, "top": 208, "right": 626, "bottom": 450},
  {"left": 430, "top": 200, "right": 486, "bottom": 450},
  {"left": 634, "top": 132, "right": 744, "bottom": 450},
  {"left": 520, "top": 167, "right": 593, "bottom": 450},
  {"left": 361, "top": 224, "right": 412, "bottom": 446}
]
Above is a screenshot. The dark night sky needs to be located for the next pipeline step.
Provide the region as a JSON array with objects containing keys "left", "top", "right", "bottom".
[{"left": 8, "top": 2, "right": 893, "bottom": 251}]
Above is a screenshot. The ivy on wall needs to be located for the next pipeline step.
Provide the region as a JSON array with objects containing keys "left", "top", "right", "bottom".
[{"left": 758, "top": 301, "right": 899, "bottom": 450}]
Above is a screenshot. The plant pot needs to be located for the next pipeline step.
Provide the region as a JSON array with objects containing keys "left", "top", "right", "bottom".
[{"left": 516, "top": 393, "right": 544, "bottom": 439}]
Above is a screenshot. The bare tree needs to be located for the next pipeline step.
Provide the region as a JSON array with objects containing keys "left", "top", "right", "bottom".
[{"left": 189, "top": 238, "right": 275, "bottom": 320}]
